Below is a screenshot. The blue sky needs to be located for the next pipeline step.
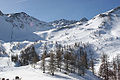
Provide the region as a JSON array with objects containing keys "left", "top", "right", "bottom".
[{"left": 0, "top": 0, "right": 120, "bottom": 22}]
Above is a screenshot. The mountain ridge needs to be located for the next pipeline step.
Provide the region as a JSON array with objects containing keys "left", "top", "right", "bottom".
[{"left": 0, "top": 10, "right": 88, "bottom": 42}]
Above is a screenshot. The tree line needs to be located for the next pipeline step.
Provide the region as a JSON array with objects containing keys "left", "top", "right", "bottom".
[
  {"left": 10, "top": 42, "right": 96, "bottom": 77},
  {"left": 11, "top": 44, "right": 39, "bottom": 66},
  {"left": 99, "top": 54, "right": 120, "bottom": 80},
  {"left": 9, "top": 42, "right": 120, "bottom": 79},
  {"left": 41, "top": 42, "right": 95, "bottom": 76}
]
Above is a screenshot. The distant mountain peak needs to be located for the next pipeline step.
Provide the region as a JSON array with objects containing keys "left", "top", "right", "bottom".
[
  {"left": 20, "top": 12, "right": 27, "bottom": 14},
  {"left": 9, "top": 12, "right": 30, "bottom": 18},
  {"left": 50, "top": 19, "right": 78, "bottom": 27},
  {"left": 52, "top": 19, "right": 77, "bottom": 22},
  {"left": 79, "top": 17, "right": 88, "bottom": 22}
]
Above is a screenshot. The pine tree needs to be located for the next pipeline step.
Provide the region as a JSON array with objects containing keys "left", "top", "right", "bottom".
[
  {"left": 79, "top": 49, "right": 88, "bottom": 75},
  {"left": 41, "top": 53, "right": 46, "bottom": 73},
  {"left": 99, "top": 54, "right": 109, "bottom": 80},
  {"left": 77, "top": 58, "right": 82, "bottom": 76},
  {"left": 49, "top": 50, "right": 56, "bottom": 76},
  {"left": 116, "top": 55, "right": 120, "bottom": 80},
  {"left": 83, "top": 51, "right": 88, "bottom": 69},
  {"left": 32, "top": 54, "right": 39, "bottom": 68},
  {"left": 112, "top": 58, "right": 117, "bottom": 80},
  {"left": 55, "top": 42, "right": 62, "bottom": 72},
  {"left": 64, "top": 52, "right": 70, "bottom": 73},
  {"left": 89, "top": 50, "right": 95, "bottom": 74},
  {"left": 56, "top": 48, "right": 62, "bottom": 72},
  {"left": 32, "top": 46, "right": 39, "bottom": 64},
  {"left": 69, "top": 53, "right": 76, "bottom": 73},
  {"left": 80, "top": 54, "right": 87, "bottom": 75},
  {"left": 68, "top": 46, "right": 76, "bottom": 73},
  {"left": 41, "top": 43, "right": 47, "bottom": 73},
  {"left": 20, "top": 45, "right": 39, "bottom": 66}
]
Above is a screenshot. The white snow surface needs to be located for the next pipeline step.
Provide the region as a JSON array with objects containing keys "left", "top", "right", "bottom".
[
  {"left": 0, "top": 57, "right": 100, "bottom": 80},
  {"left": 0, "top": 6, "right": 120, "bottom": 79}
]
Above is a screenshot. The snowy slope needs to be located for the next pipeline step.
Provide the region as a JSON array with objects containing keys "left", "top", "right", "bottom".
[
  {"left": 0, "top": 6, "right": 120, "bottom": 79},
  {"left": 0, "top": 11, "right": 88, "bottom": 42},
  {"left": 0, "top": 11, "right": 53, "bottom": 42},
  {"left": 0, "top": 57, "right": 100, "bottom": 80},
  {"left": 33, "top": 6, "right": 120, "bottom": 72},
  {"left": 48, "top": 6, "right": 120, "bottom": 57}
]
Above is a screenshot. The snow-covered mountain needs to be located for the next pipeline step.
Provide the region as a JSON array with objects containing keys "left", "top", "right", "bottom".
[
  {"left": 0, "top": 11, "right": 89, "bottom": 42},
  {"left": 50, "top": 18, "right": 88, "bottom": 27},
  {"left": 1, "top": 6, "right": 120, "bottom": 80},
  {"left": 0, "top": 11, "right": 54, "bottom": 42}
]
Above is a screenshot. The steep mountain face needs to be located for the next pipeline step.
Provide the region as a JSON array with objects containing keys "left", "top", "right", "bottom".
[
  {"left": 0, "top": 12, "right": 53, "bottom": 42},
  {"left": 5, "top": 12, "right": 52, "bottom": 31}
]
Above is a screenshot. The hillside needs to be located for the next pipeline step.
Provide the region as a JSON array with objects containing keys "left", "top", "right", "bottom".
[{"left": 0, "top": 6, "right": 120, "bottom": 80}]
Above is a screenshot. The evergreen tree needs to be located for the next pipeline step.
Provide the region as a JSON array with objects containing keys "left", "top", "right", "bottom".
[
  {"left": 77, "top": 58, "right": 83, "bottom": 76},
  {"left": 112, "top": 58, "right": 117, "bottom": 80},
  {"left": 31, "top": 46, "right": 39, "bottom": 64},
  {"left": 49, "top": 50, "right": 56, "bottom": 76},
  {"left": 99, "top": 54, "right": 109, "bottom": 80},
  {"left": 56, "top": 48, "right": 62, "bottom": 72},
  {"left": 20, "top": 45, "right": 39, "bottom": 66},
  {"left": 64, "top": 52, "right": 70, "bottom": 73},
  {"left": 80, "top": 53, "right": 87, "bottom": 76},
  {"left": 32, "top": 54, "right": 39, "bottom": 68},
  {"left": 116, "top": 55, "right": 120, "bottom": 80},
  {"left": 55, "top": 42, "right": 62, "bottom": 72},
  {"left": 77, "top": 47, "right": 88, "bottom": 76},
  {"left": 41, "top": 43, "right": 47, "bottom": 73},
  {"left": 41, "top": 53, "right": 46, "bottom": 73},
  {"left": 89, "top": 50, "right": 95, "bottom": 74},
  {"left": 69, "top": 53, "right": 76, "bottom": 73}
]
